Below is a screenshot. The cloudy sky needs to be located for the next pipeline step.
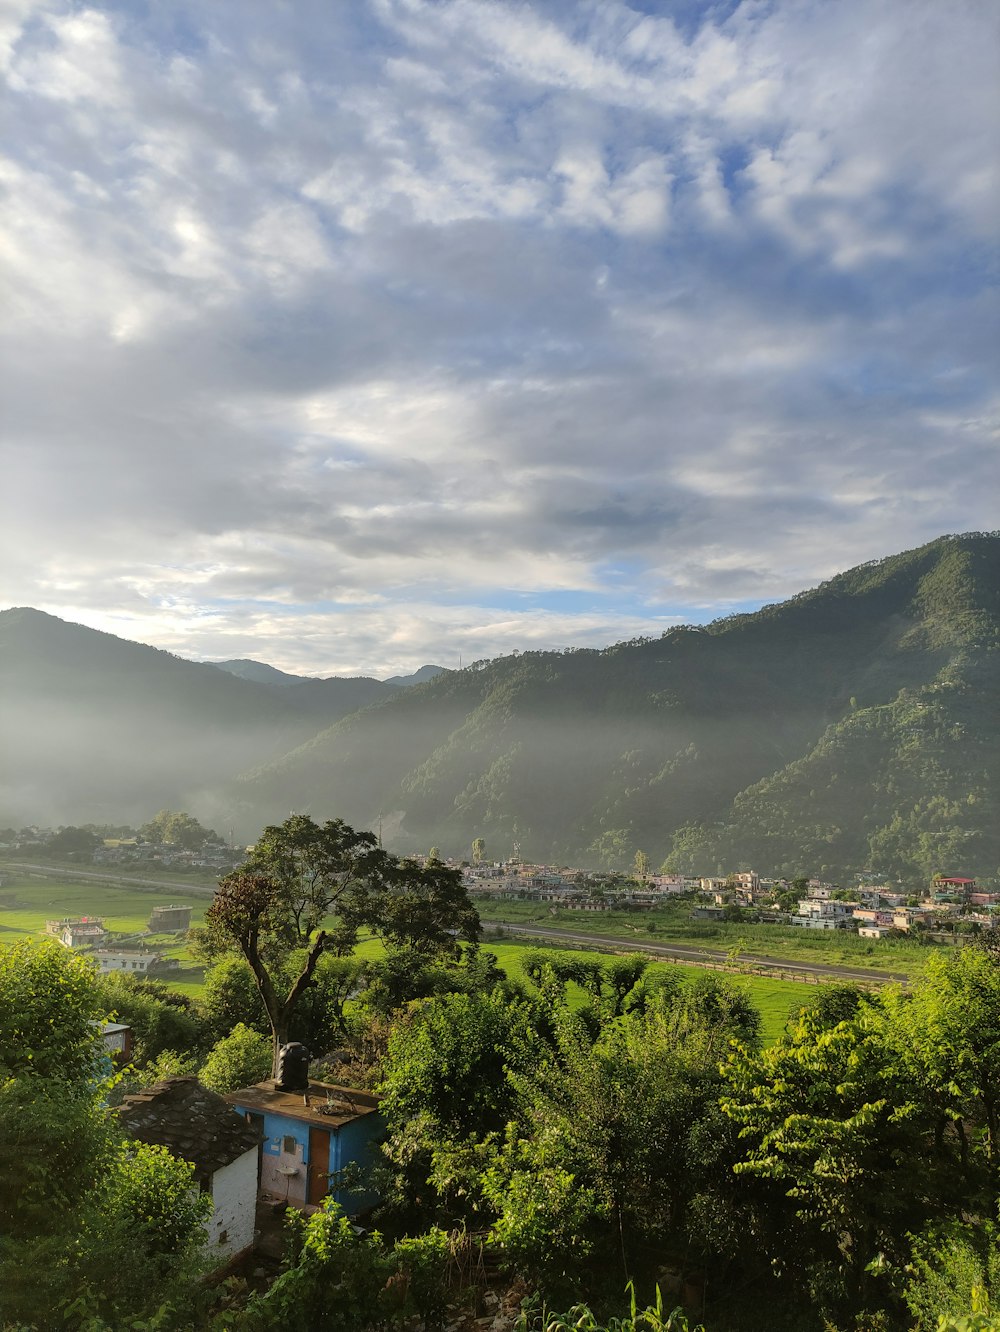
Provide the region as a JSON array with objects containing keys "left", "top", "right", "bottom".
[{"left": 2, "top": 0, "right": 997, "bottom": 677}]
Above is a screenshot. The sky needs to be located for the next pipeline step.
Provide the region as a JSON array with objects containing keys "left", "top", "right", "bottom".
[{"left": 1, "top": 0, "right": 998, "bottom": 678}]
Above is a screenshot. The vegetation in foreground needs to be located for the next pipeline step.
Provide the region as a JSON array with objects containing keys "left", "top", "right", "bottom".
[{"left": 3, "top": 812, "right": 999, "bottom": 1331}]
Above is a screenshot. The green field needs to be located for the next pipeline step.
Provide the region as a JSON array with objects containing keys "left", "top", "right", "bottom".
[
  {"left": 0, "top": 870, "right": 876, "bottom": 1044},
  {"left": 476, "top": 898, "right": 933, "bottom": 973}
]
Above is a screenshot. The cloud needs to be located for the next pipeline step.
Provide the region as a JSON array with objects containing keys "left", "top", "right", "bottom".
[{"left": 0, "top": 0, "right": 997, "bottom": 675}]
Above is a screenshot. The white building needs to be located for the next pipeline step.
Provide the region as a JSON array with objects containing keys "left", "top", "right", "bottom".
[
  {"left": 90, "top": 950, "right": 161, "bottom": 974},
  {"left": 117, "top": 1077, "right": 261, "bottom": 1263}
]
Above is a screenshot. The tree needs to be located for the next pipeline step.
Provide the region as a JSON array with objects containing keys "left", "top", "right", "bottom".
[
  {"left": 633, "top": 849, "right": 650, "bottom": 881},
  {"left": 355, "top": 856, "right": 481, "bottom": 956},
  {"left": 472, "top": 837, "right": 486, "bottom": 864},
  {"left": 1, "top": 937, "right": 108, "bottom": 1084},
  {"left": 140, "top": 809, "right": 217, "bottom": 850},
  {"left": 200, "top": 1023, "right": 272, "bottom": 1094},
  {"left": 49, "top": 825, "right": 101, "bottom": 855},
  {"left": 95, "top": 972, "right": 208, "bottom": 1067},
  {"left": 0, "top": 940, "right": 210, "bottom": 1327},
  {"left": 882, "top": 949, "right": 1000, "bottom": 1188},
  {"left": 206, "top": 872, "right": 330, "bottom": 1075},
  {"left": 483, "top": 996, "right": 735, "bottom": 1294},
  {"left": 719, "top": 1005, "right": 950, "bottom": 1318},
  {"left": 206, "top": 815, "right": 480, "bottom": 1074},
  {"left": 428, "top": 846, "right": 440, "bottom": 862}
]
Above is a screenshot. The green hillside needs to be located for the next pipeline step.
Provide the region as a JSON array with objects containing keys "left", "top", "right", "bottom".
[
  {"left": 0, "top": 610, "right": 390, "bottom": 827},
  {"left": 235, "top": 533, "right": 1000, "bottom": 882}
]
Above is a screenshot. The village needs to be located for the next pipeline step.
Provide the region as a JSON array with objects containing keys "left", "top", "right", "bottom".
[
  {"left": 4, "top": 817, "right": 997, "bottom": 973},
  {"left": 459, "top": 860, "right": 999, "bottom": 940}
]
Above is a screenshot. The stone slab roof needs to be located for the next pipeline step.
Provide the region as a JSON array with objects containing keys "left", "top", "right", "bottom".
[
  {"left": 225, "top": 1079, "right": 380, "bottom": 1130},
  {"left": 117, "top": 1076, "right": 261, "bottom": 1181}
]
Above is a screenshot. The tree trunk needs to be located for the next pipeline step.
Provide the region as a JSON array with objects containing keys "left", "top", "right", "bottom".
[{"left": 271, "top": 1019, "right": 291, "bottom": 1080}]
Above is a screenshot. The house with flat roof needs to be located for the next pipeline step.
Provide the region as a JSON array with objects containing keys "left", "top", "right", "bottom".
[{"left": 225, "top": 1079, "right": 383, "bottom": 1215}]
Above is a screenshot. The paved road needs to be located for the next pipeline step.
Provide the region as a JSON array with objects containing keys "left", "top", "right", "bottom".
[
  {"left": 486, "top": 919, "right": 911, "bottom": 984},
  {"left": 4, "top": 862, "right": 217, "bottom": 897}
]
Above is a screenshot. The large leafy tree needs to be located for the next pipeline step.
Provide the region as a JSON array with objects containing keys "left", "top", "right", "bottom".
[
  {"left": 719, "top": 1003, "right": 955, "bottom": 1320},
  {"left": 882, "top": 949, "right": 1000, "bottom": 1197},
  {"left": 481, "top": 994, "right": 736, "bottom": 1296},
  {"left": 140, "top": 808, "right": 218, "bottom": 849},
  {"left": 206, "top": 814, "right": 480, "bottom": 1074}
]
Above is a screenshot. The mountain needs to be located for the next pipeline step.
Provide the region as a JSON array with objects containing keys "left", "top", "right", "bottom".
[
  {"left": 211, "top": 659, "right": 306, "bottom": 687},
  {"left": 233, "top": 533, "right": 1000, "bottom": 884},
  {"left": 0, "top": 611, "right": 376, "bottom": 827},
  {"left": 384, "top": 665, "right": 447, "bottom": 688},
  {"left": 212, "top": 659, "right": 447, "bottom": 710},
  {"left": 210, "top": 659, "right": 395, "bottom": 720}
]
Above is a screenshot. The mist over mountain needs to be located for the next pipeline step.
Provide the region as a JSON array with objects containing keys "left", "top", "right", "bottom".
[
  {"left": 233, "top": 533, "right": 1000, "bottom": 883},
  {"left": 0, "top": 612, "right": 434, "bottom": 827},
  {"left": 2, "top": 534, "right": 997, "bottom": 884}
]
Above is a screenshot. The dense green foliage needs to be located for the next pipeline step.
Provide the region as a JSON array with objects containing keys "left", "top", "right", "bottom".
[{"left": 0, "top": 940, "right": 211, "bottom": 1329}]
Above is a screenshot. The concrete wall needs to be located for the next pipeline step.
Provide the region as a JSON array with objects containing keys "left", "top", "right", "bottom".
[
  {"left": 233, "top": 1104, "right": 384, "bottom": 1214},
  {"left": 209, "top": 1148, "right": 257, "bottom": 1259},
  {"left": 256, "top": 1111, "right": 307, "bottom": 1205}
]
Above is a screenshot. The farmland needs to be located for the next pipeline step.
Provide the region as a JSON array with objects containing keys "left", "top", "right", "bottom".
[{"left": 1, "top": 866, "right": 883, "bottom": 1044}]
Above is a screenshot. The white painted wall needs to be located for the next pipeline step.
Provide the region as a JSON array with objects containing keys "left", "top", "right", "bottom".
[{"left": 208, "top": 1148, "right": 257, "bottom": 1260}]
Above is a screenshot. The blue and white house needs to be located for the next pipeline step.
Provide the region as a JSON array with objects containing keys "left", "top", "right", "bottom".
[{"left": 225, "top": 1079, "right": 383, "bottom": 1214}]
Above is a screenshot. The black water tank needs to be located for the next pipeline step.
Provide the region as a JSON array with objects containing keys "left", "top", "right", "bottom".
[{"left": 275, "top": 1042, "right": 310, "bottom": 1091}]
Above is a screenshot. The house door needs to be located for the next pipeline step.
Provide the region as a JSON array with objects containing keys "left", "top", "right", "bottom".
[{"left": 307, "top": 1127, "right": 331, "bottom": 1204}]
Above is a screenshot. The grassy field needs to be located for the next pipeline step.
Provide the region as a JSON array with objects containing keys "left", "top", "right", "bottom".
[
  {"left": 0, "top": 869, "right": 883, "bottom": 1045},
  {"left": 476, "top": 899, "right": 934, "bottom": 974},
  {"left": 0, "top": 868, "right": 211, "bottom": 962}
]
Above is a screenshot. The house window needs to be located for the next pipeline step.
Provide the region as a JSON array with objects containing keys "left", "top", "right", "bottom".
[{"left": 282, "top": 1135, "right": 296, "bottom": 1155}]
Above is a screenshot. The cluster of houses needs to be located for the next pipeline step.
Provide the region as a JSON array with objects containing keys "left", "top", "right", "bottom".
[
  {"left": 461, "top": 861, "right": 999, "bottom": 939},
  {"left": 1, "top": 825, "right": 243, "bottom": 872},
  {"left": 91, "top": 837, "right": 242, "bottom": 872},
  {"left": 45, "top": 904, "right": 193, "bottom": 974}
]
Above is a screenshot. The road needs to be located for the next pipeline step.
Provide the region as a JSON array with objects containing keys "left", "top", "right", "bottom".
[
  {"left": 4, "top": 862, "right": 217, "bottom": 897},
  {"left": 486, "top": 919, "right": 911, "bottom": 985}
]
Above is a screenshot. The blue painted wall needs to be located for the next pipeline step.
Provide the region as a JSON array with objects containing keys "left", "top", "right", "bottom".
[{"left": 233, "top": 1103, "right": 383, "bottom": 1213}]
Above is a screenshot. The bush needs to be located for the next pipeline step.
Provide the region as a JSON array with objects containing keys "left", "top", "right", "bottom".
[{"left": 200, "top": 1024, "right": 271, "bottom": 1094}]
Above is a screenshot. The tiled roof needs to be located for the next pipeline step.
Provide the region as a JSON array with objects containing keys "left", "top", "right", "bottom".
[{"left": 117, "top": 1076, "right": 261, "bottom": 1181}]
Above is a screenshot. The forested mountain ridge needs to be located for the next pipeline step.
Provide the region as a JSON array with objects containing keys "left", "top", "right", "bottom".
[
  {"left": 234, "top": 533, "right": 1000, "bottom": 883},
  {"left": 0, "top": 610, "right": 420, "bottom": 826}
]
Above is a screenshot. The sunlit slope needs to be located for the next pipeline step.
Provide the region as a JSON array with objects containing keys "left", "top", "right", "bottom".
[{"left": 235, "top": 533, "right": 999, "bottom": 878}]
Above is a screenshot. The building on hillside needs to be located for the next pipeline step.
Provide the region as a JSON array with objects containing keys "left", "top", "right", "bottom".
[
  {"left": 148, "top": 904, "right": 193, "bottom": 932},
  {"left": 117, "top": 1077, "right": 260, "bottom": 1262},
  {"left": 731, "top": 871, "right": 760, "bottom": 893},
  {"left": 90, "top": 949, "right": 163, "bottom": 974},
  {"left": 225, "top": 1079, "right": 383, "bottom": 1215},
  {"left": 934, "top": 876, "right": 978, "bottom": 897}
]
